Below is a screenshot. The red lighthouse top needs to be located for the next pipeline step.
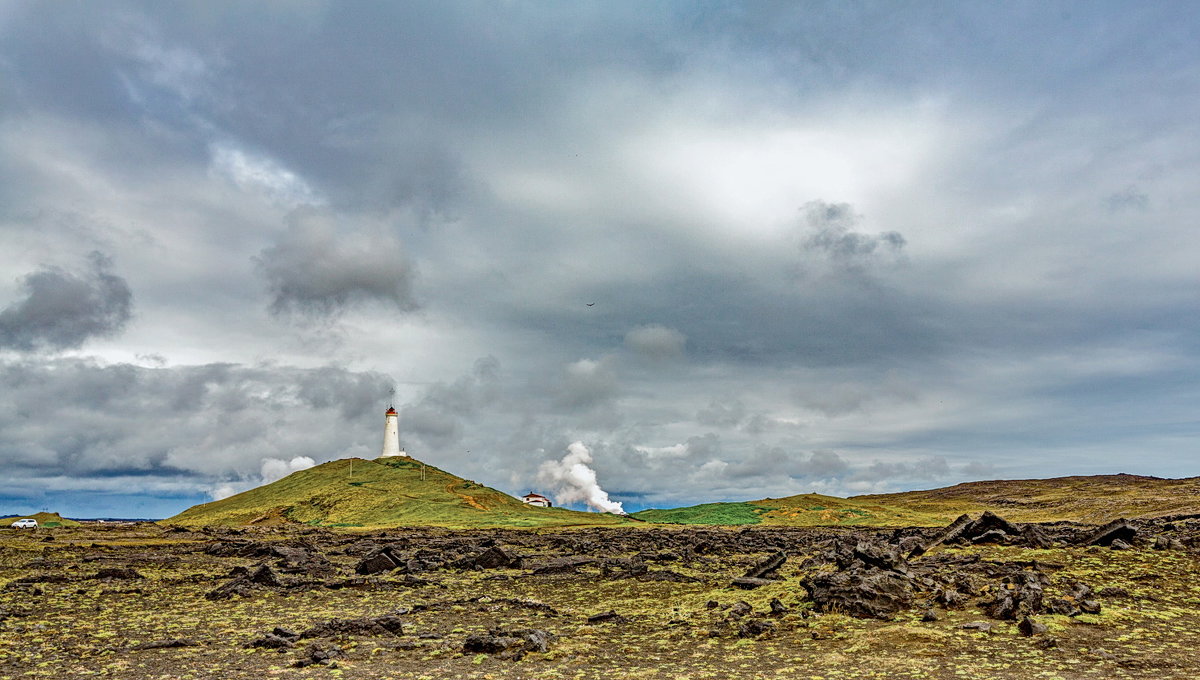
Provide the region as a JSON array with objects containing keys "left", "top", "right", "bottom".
[{"left": 385, "top": 407, "right": 397, "bottom": 416}]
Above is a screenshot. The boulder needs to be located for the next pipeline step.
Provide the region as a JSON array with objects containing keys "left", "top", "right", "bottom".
[
  {"left": 743, "top": 551, "right": 787, "bottom": 580},
  {"left": 1081, "top": 519, "right": 1136, "bottom": 547},
  {"left": 1153, "top": 536, "right": 1185, "bottom": 551},
  {"left": 1020, "top": 525, "right": 1055, "bottom": 549},
  {"left": 471, "top": 545, "right": 520, "bottom": 570},
  {"left": 728, "top": 601, "right": 753, "bottom": 618},
  {"left": 802, "top": 569, "right": 915, "bottom": 619},
  {"left": 205, "top": 577, "right": 256, "bottom": 601},
  {"left": 91, "top": 567, "right": 143, "bottom": 580},
  {"left": 464, "top": 633, "right": 525, "bottom": 655},
  {"left": 130, "top": 638, "right": 197, "bottom": 650},
  {"left": 982, "top": 569, "right": 1046, "bottom": 620},
  {"left": 355, "top": 548, "right": 403, "bottom": 575},
  {"left": 849, "top": 541, "right": 909, "bottom": 574},
  {"left": 274, "top": 548, "right": 335, "bottom": 576},
  {"left": 1045, "top": 598, "right": 1081, "bottom": 617},
  {"left": 300, "top": 614, "right": 407, "bottom": 638},
  {"left": 530, "top": 556, "right": 595, "bottom": 575},
  {"left": 969, "top": 511, "right": 1023, "bottom": 538},
  {"left": 247, "top": 565, "right": 282, "bottom": 587},
  {"left": 586, "top": 610, "right": 628, "bottom": 625},
  {"left": 294, "top": 644, "right": 342, "bottom": 668},
  {"left": 638, "top": 569, "right": 700, "bottom": 583},
  {"left": 1018, "top": 616, "right": 1048, "bottom": 637},
  {"left": 970, "top": 529, "right": 1010, "bottom": 545},
  {"left": 909, "top": 513, "right": 973, "bottom": 557},
  {"left": 737, "top": 619, "right": 776, "bottom": 638},
  {"left": 464, "top": 629, "right": 554, "bottom": 657},
  {"left": 246, "top": 633, "right": 296, "bottom": 649},
  {"left": 730, "top": 577, "right": 774, "bottom": 590}
]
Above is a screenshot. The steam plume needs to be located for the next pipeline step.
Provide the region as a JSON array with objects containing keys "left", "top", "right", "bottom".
[{"left": 536, "top": 441, "right": 625, "bottom": 514}]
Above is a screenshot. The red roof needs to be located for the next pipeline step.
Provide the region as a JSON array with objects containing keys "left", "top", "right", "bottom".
[
  {"left": 385, "top": 407, "right": 397, "bottom": 415},
  {"left": 523, "top": 493, "right": 549, "bottom": 500}
]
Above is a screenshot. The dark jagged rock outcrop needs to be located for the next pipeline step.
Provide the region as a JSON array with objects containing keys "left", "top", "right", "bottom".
[
  {"left": 205, "top": 564, "right": 282, "bottom": 600},
  {"left": 463, "top": 629, "right": 554, "bottom": 660},
  {"left": 802, "top": 568, "right": 916, "bottom": 619},
  {"left": 910, "top": 511, "right": 1042, "bottom": 556},
  {"left": 743, "top": 551, "right": 787, "bottom": 579},
  {"left": 1081, "top": 519, "right": 1137, "bottom": 547},
  {"left": 300, "top": 613, "right": 408, "bottom": 638},
  {"left": 797, "top": 514, "right": 1107, "bottom": 623},
  {"left": 355, "top": 544, "right": 405, "bottom": 575}
]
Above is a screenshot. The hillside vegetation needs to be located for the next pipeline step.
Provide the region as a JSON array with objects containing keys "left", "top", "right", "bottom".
[
  {"left": 1, "top": 512, "right": 81, "bottom": 527},
  {"left": 859, "top": 473, "right": 1200, "bottom": 524},
  {"left": 632, "top": 474, "right": 1200, "bottom": 526},
  {"left": 166, "top": 457, "right": 630, "bottom": 529}
]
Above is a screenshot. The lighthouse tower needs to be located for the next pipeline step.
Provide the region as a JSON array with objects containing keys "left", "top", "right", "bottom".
[{"left": 380, "top": 406, "right": 406, "bottom": 457}]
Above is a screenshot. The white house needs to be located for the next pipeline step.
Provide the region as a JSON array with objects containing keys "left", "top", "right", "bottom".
[{"left": 521, "top": 492, "right": 552, "bottom": 508}]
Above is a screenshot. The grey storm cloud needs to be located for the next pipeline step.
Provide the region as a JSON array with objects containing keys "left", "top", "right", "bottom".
[
  {"left": 723, "top": 446, "right": 851, "bottom": 481},
  {"left": 2, "top": 3, "right": 1200, "bottom": 516},
  {"left": 554, "top": 357, "right": 620, "bottom": 411},
  {"left": 1106, "top": 186, "right": 1150, "bottom": 213},
  {"left": 852, "top": 457, "right": 951, "bottom": 483},
  {"left": 402, "top": 357, "right": 501, "bottom": 449},
  {"left": 623, "top": 324, "right": 687, "bottom": 360},
  {"left": 696, "top": 399, "right": 747, "bottom": 428},
  {"left": 0, "top": 252, "right": 132, "bottom": 352},
  {"left": 256, "top": 209, "right": 419, "bottom": 318},
  {"left": 801, "top": 201, "right": 906, "bottom": 262},
  {"left": 0, "top": 357, "right": 392, "bottom": 484}
]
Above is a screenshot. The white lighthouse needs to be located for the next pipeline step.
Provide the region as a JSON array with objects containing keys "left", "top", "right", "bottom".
[{"left": 380, "top": 406, "right": 406, "bottom": 457}]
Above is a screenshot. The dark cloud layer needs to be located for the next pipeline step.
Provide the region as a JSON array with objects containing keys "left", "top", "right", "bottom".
[
  {"left": 0, "top": 358, "right": 392, "bottom": 494},
  {"left": 0, "top": 252, "right": 132, "bottom": 352},
  {"left": 801, "top": 201, "right": 905, "bottom": 266},
  {"left": 1, "top": 3, "right": 1198, "bottom": 516},
  {"left": 257, "top": 209, "right": 419, "bottom": 318}
]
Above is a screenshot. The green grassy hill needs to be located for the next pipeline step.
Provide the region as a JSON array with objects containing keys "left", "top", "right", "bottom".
[
  {"left": 1, "top": 512, "right": 81, "bottom": 527},
  {"left": 165, "top": 456, "right": 630, "bottom": 529},
  {"left": 631, "top": 474, "right": 1200, "bottom": 527},
  {"left": 631, "top": 494, "right": 945, "bottom": 527}
]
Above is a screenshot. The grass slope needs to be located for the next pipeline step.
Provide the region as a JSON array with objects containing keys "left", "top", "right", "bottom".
[
  {"left": 0, "top": 512, "right": 81, "bottom": 527},
  {"left": 632, "top": 474, "right": 1200, "bottom": 527},
  {"left": 165, "top": 456, "right": 630, "bottom": 529},
  {"left": 857, "top": 473, "right": 1200, "bottom": 524},
  {"left": 631, "top": 494, "right": 944, "bottom": 527},
  {"left": 632, "top": 502, "right": 766, "bottom": 525}
]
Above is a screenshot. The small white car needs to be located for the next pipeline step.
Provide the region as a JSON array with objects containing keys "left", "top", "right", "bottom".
[{"left": 10, "top": 518, "right": 38, "bottom": 529}]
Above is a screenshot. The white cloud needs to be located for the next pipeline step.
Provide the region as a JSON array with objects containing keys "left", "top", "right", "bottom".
[
  {"left": 210, "top": 143, "right": 322, "bottom": 208},
  {"left": 261, "top": 456, "right": 316, "bottom": 483}
]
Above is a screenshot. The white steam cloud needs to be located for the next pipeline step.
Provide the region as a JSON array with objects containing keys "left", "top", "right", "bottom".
[{"left": 536, "top": 441, "right": 625, "bottom": 514}]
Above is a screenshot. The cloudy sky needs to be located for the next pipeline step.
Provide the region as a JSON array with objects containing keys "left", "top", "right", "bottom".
[{"left": 1, "top": 2, "right": 1198, "bottom": 518}]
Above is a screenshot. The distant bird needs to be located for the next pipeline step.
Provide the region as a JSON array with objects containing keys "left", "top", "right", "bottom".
[{"left": 586, "top": 302, "right": 595, "bottom": 306}]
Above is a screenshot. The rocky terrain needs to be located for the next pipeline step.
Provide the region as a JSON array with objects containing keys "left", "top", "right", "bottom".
[{"left": 2, "top": 513, "right": 1200, "bottom": 679}]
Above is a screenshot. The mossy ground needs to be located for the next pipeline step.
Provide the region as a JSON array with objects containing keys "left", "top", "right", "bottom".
[{"left": 2, "top": 524, "right": 1198, "bottom": 679}]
